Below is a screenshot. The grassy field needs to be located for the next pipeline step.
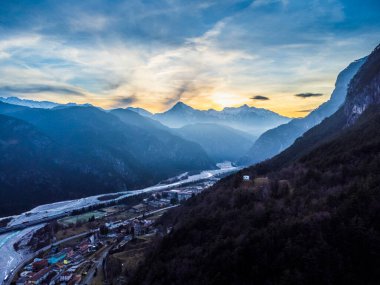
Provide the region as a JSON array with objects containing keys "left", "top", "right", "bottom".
[
  {"left": 58, "top": 210, "right": 107, "bottom": 226},
  {"left": 55, "top": 224, "right": 90, "bottom": 241},
  {"left": 111, "top": 236, "right": 155, "bottom": 280}
]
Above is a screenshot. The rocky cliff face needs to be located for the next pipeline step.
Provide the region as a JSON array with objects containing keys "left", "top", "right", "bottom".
[
  {"left": 239, "top": 57, "right": 366, "bottom": 166},
  {"left": 345, "top": 44, "right": 380, "bottom": 125}
]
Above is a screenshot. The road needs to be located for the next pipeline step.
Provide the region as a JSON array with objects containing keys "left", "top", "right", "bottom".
[
  {"left": 80, "top": 246, "right": 112, "bottom": 285},
  {"left": 0, "top": 225, "right": 46, "bottom": 284}
]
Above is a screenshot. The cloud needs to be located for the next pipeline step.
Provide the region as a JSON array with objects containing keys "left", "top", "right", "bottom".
[
  {"left": 0, "top": 0, "right": 379, "bottom": 116},
  {"left": 251, "top": 0, "right": 288, "bottom": 8},
  {"left": 163, "top": 82, "right": 194, "bottom": 107},
  {"left": 251, "top": 95, "right": 270, "bottom": 100},
  {"left": 294, "top": 93, "right": 323, "bottom": 99},
  {"left": 0, "top": 84, "right": 85, "bottom": 96},
  {"left": 113, "top": 95, "right": 138, "bottom": 105}
]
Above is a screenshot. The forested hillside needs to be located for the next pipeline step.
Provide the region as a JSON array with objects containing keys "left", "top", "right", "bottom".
[
  {"left": 0, "top": 104, "right": 214, "bottom": 216},
  {"left": 131, "top": 45, "right": 380, "bottom": 285}
]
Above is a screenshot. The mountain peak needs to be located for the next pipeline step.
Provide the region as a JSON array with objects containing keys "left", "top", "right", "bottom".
[
  {"left": 127, "top": 107, "right": 153, "bottom": 117},
  {"left": 223, "top": 104, "right": 249, "bottom": 111},
  {"left": 171, "top": 101, "right": 194, "bottom": 111}
]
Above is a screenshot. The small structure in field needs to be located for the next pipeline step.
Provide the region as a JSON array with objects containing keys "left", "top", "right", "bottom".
[
  {"left": 243, "top": 175, "right": 250, "bottom": 181},
  {"left": 130, "top": 203, "right": 147, "bottom": 213}
]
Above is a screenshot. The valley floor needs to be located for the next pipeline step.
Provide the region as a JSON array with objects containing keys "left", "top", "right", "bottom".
[{"left": 0, "top": 162, "right": 238, "bottom": 284}]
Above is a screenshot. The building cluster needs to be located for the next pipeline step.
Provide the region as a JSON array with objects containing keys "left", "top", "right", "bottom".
[
  {"left": 15, "top": 215, "right": 158, "bottom": 285},
  {"left": 16, "top": 235, "right": 101, "bottom": 285},
  {"left": 104, "top": 218, "right": 154, "bottom": 237},
  {"left": 12, "top": 183, "right": 212, "bottom": 284},
  {"left": 144, "top": 186, "right": 203, "bottom": 209}
]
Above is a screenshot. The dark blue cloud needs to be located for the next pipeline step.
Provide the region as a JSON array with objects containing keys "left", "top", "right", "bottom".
[
  {"left": 216, "top": 0, "right": 380, "bottom": 52},
  {"left": 252, "top": 95, "right": 270, "bottom": 100},
  {"left": 0, "top": 0, "right": 253, "bottom": 45},
  {"left": 295, "top": 93, "right": 324, "bottom": 99},
  {"left": 113, "top": 95, "right": 138, "bottom": 105},
  {"left": 0, "top": 0, "right": 378, "bottom": 54},
  {"left": 0, "top": 85, "right": 84, "bottom": 96},
  {"left": 0, "top": 0, "right": 379, "bottom": 113},
  {"left": 1, "top": 0, "right": 379, "bottom": 44}
]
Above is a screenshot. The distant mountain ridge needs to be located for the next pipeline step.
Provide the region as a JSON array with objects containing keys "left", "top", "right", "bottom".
[
  {"left": 239, "top": 57, "right": 366, "bottom": 165},
  {"left": 0, "top": 102, "right": 214, "bottom": 216},
  {"left": 126, "top": 107, "right": 153, "bottom": 117},
  {"left": 111, "top": 109, "right": 255, "bottom": 163},
  {"left": 153, "top": 102, "right": 291, "bottom": 137},
  {"left": 0, "top": 96, "right": 92, "bottom": 109},
  {"left": 2, "top": 96, "right": 290, "bottom": 138},
  {"left": 174, "top": 123, "right": 254, "bottom": 163}
]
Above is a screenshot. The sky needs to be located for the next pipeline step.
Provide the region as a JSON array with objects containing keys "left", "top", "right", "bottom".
[{"left": 0, "top": 0, "right": 379, "bottom": 117}]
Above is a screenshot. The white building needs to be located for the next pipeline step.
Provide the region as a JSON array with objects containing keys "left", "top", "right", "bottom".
[{"left": 178, "top": 192, "right": 193, "bottom": 201}]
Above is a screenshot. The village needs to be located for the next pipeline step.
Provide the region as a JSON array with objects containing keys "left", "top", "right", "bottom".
[{"left": 8, "top": 181, "right": 216, "bottom": 285}]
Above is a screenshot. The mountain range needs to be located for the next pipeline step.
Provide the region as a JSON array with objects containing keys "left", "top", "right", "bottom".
[
  {"left": 130, "top": 44, "right": 380, "bottom": 285},
  {"left": 0, "top": 97, "right": 291, "bottom": 140},
  {"left": 0, "top": 96, "right": 93, "bottom": 109},
  {"left": 174, "top": 123, "right": 253, "bottom": 163},
  {"left": 0, "top": 96, "right": 293, "bottom": 165},
  {"left": 0, "top": 51, "right": 373, "bottom": 217},
  {"left": 110, "top": 109, "right": 255, "bottom": 163},
  {"left": 0, "top": 103, "right": 214, "bottom": 215},
  {"left": 152, "top": 102, "right": 291, "bottom": 138}
]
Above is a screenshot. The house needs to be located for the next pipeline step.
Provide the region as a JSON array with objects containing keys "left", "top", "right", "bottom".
[
  {"left": 27, "top": 267, "right": 51, "bottom": 284},
  {"left": 67, "top": 274, "right": 81, "bottom": 285},
  {"left": 78, "top": 241, "right": 89, "bottom": 253},
  {"left": 187, "top": 186, "right": 203, "bottom": 194},
  {"left": 60, "top": 272, "right": 73, "bottom": 282},
  {"left": 147, "top": 200, "right": 167, "bottom": 208},
  {"left": 159, "top": 198, "right": 171, "bottom": 205},
  {"left": 243, "top": 175, "right": 250, "bottom": 181},
  {"left": 164, "top": 190, "right": 180, "bottom": 199},
  {"left": 32, "top": 259, "right": 48, "bottom": 271},
  {"left": 64, "top": 247, "right": 75, "bottom": 258},
  {"left": 105, "top": 220, "right": 124, "bottom": 230},
  {"left": 178, "top": 191, "right": 193, "bottom": 201}
]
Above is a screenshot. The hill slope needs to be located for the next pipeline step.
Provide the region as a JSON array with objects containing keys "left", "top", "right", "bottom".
[
  {"left": 131, "top": 45, "right": 380, "bottom": 285},
  {"left": 0, "top": 114, "right": 58, "bottom": 215},
  {"left": 0, "top": 105, "right": 214, "bottom": 215},
  {"left": 175, "top": 123, "right": 253, "bottom": 163}
]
